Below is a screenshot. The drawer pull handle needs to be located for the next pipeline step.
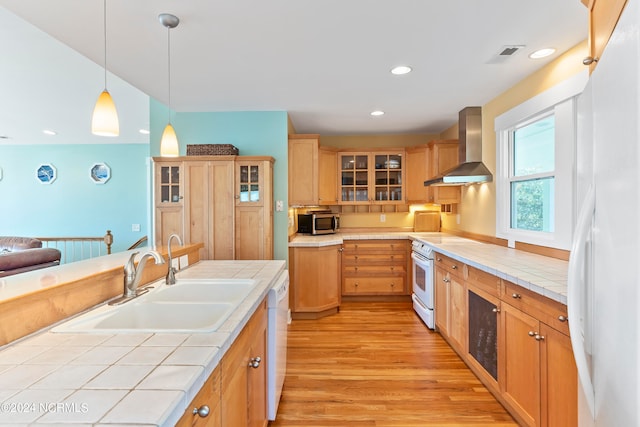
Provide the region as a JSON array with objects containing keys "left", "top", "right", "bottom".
[
  {"left": 492, "top": 308, "right": 500, "bottom": 313},
  {"left": 558, "top": 315, "right": 568, "bottom": 322},
  {"left": 512, "top": 293, "right": 521, "bottom": 299},
  {"left": 248, "top": 356, "right": 261, "bottom": 369},
  {"left": 192, "top": 405, "right": 210, "bottom": 418}
]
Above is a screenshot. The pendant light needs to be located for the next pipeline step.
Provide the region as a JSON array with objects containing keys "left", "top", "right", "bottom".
[
  {"left": 91, "top": 0, "right": 119, "bottom": 137},
  {"left": 159, "top": 13, "right": 180, "bottom": 157}
]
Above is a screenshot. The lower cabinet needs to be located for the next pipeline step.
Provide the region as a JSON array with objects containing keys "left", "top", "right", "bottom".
[
  {"left": 342, "top": 240, "right": 409, "bottom": 296},
  {"left": 221, "top": 298, "right": 268, "bottom": 427},
  {"left": 177, "top": 298, "right": 267, "bottom": 427},
  {"left": 434, "top": 252, "right": 577, "bottom": 427},
  {"left": 289, "top": 244, "right": 341, "bottom": 318},
  {"left": 176, "top": 366, "right": 222, "bottom": 427},
  {"left": 434, "top": 253, "right": 467, "bottom": 354}
]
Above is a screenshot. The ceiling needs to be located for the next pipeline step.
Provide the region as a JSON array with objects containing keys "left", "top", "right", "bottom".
[{"left": 0, "top": 1, "right": 587, "bottom": 145}]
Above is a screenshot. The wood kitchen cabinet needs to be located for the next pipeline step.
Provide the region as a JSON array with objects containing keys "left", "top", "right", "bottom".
[
  {"left": 499, "top": 280, "right": 577, "bottom": 427},
  {"left": 288, "top": 135, "right": 339, "bottom": 206},
  {"left": 434, "top": 252, "right": 467, "bottom": 354},
  {"left": 338, "top": 151, "right": 405, "bottom": 204},
  {"left": 234, "top": 157, "right": 274, "bottom": 260},
  {"left": 183, "top": 160, "right": 235, "bottom": 260},
  {"left": 341, "top": 240, "right": 409, "bottom": 296},
  {"left": 318, "top": 147, "right": 338, "bottom": 204},
  {"left": 582, "top": 0, "right": 628, "bottom": 73},
  {"left": 221, "top": 298, "right": 268, "bottom": 427},
  {"left": 154, "top": 156, "right": 273, "bottom": 261},
  {"left": 176, "top": 365, "right": 221, "bottom": 427},
  {"left": 406, "top": 140, "right": 461, "bottom": 204},
  {"left": 288, "top": 135, "right": 319, "bottom": 206},
  {"left": 289, "top": 244, "right": 341, "bottom": 319}
]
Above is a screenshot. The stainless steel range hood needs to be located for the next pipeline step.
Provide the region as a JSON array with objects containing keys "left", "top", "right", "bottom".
[{"left": 424, "top": 106, "right": 493, "bottom": 186}]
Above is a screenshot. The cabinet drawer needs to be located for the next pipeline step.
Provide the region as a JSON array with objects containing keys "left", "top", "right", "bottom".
[
  {"left": 502, "top": 280, "right": 569, "bottom": 336},
  {"left": 343, "top": 277, "right": 405, "bottom": 295},
  {"left": 343, "top": 265, "right": 405, "bottom": 275},
  {"left": 434, "top": 252, "right": 465, "bottom": 277},
  {"left": 343, "top": 253, "right": 406, "bottom": 265},
  {"left": 467, "top": 265, "right": 500, "bottom": 297},
  {"left": 343, "top": 240, "right": 406, "bottom": 253}
]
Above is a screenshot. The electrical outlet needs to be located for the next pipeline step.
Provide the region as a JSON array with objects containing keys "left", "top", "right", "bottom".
[
  {"left": 508, "top": 239, "right": 516, "bottom": 248},
  {"left": 276, "top": 200, "right": 284, "bottom": 212},
  {"left": 380, "top": 214, "right": 386, "bottom": 223},
  {"left": 288, "top": 216, "right": 294, "bottom": 227},
  {"left": 131, "top": 224, "right": 141, "bottom": 232}
]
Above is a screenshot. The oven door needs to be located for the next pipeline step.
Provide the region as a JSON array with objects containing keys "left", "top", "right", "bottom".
[{"left": 412, "top": 251, "right": 434, "bottom": 309}]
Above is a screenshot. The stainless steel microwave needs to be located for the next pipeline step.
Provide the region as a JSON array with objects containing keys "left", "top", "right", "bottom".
[{"left": 297, "top": 213, "right": 340, "bottom": 235}]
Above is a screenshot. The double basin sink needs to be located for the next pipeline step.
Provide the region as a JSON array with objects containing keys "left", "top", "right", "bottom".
[{"left": 52, "top": 278, "right": 257, "bottom": 334}]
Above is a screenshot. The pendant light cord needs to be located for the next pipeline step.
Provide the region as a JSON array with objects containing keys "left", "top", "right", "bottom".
[
  {"left": 103, "top": 0, "right": 107, "bottom": 89},
  {"left": 167, "top": 25, "right": 172, "bottom": 124}
]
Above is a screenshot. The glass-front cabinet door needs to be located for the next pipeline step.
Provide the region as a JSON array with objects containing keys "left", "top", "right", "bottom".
[
  {"left": 340, "top": 154, "right": 369, "bottom": 203},
  {"left": 158, "top": 163, "right": 182, "bottom": 204},
  {"left": 374, "top": 154, "right": 402, "bottom": 202},
  {"left": 339, "top": 152, "right": 404, "bottom": 204},
  {"left": 236, "top": 160, "right": 263, "bottom": 205}
]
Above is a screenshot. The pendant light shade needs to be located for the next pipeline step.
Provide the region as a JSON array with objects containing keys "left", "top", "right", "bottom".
[
  {"left": 92, "top": 0, "right": 119, "bottom": 137},
  {"left": 92, "top": 90, "right": 119, "bottom": 136},
  {"left": 159, "top": 13, "right": 180, "bottom": 157},
  {"left": 160, "top": 123, "right": 179, "bottom": 157}
]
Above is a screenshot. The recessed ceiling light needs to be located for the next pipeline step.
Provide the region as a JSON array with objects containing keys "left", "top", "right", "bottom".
[
  {"left": 43, "top": 129, "right": 57, "bottom": 136},
  {"left": 391, "top": 65, "right": 412, "bottom": 75},
  {"left": 370, "top": 110, "right": 385, "bottom": 116},
  {"left": 529, "top": 48, "right": 556, "bottom": 59},
  {"left": 139, "top": 129, "right": 150, "bottom": 135}
]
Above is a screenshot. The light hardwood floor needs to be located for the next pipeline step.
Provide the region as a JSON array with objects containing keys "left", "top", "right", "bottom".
[{"left": 269, "top": 301, "right": 517, "bottom": 427}]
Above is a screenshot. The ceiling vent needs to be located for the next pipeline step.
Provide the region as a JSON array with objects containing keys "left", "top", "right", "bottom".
[{"left": 486, "top": 45, "right": 526, "bottom": 64}]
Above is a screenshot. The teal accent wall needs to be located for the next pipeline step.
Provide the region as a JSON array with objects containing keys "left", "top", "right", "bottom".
[
  {"left": 150, "top": 99, "right": 289, "bottom": 261},
  {"left": 0, "top": 144, "right": 149, "bottom": 254}
]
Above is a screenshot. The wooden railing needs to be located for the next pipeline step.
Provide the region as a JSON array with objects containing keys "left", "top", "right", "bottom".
[{"left": 37, "top": 230, "right": 113, "bottom": 264}]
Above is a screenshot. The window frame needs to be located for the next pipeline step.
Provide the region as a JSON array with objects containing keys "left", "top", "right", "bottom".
[{"left": 495, "top": 71, "right": 587, "bottom": 250}]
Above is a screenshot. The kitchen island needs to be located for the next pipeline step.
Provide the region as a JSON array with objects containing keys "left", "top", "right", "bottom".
[{"left": 0, "top": 257, "right": 286, "bottom": 426}]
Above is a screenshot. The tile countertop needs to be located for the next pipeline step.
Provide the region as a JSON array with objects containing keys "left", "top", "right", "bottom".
[
  {"left": 289, "top": 232, "right": 568, "bottom": 304},
  {"left": 0, "top": 259, "right": 286, "bottom": 426}
]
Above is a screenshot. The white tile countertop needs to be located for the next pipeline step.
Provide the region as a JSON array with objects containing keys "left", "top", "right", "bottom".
[
  {"left": 0, "top": 259, "right": 286, "bottom": 426},
  {"left": 289, "top": 232, "right": 568, "bottom": 304}
]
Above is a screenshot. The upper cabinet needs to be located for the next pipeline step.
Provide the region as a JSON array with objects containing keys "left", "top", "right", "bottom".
[
  {"left": 289, "top": 135, "right": 319, "bottom": 206},
  {"left": 406, "top": 140, "right": 461, "bottom": 205},
  {"left": 339, "top": 151, "right": 405, "bottom": 204},
  {"left": 582, "top": 0, "right": 628, "bottom": 73}
]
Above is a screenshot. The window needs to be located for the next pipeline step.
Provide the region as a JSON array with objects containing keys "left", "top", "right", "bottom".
[
  {"left": 510, "top": 114, "right": 555, "bottom": 233},
  {"left": 495, "top": 71, "right": 587, "bottom": 250}
]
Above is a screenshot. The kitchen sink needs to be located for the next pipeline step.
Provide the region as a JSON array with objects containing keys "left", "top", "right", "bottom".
[{"left": 52, "top": 278, "right": 258, "bottom": 333}]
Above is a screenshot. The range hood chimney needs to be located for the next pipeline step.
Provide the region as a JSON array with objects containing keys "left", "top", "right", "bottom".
[{"left": 424, "top": 106, "right": 493, "bottom": 186}]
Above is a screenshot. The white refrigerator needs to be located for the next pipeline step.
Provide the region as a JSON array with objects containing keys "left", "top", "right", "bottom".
[{"left": 570, "top": 0, "right": 640, "bottom": 425}]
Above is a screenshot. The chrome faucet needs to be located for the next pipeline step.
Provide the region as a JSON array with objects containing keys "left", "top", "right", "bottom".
[
  {"left": 166, "top": 233, "right": 183, "bottom": 285},
  {"left": 123, "top": 250, "right": 165, "bottom": 298}
]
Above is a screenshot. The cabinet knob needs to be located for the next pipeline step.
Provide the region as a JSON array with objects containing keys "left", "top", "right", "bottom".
[
  {"left": 511, "top": 293, "right": 521, "bottom": 299},
  {"left": 192, "top": 405, "right": 210, "bottom": 418},
  {"left": 451, "top": 265, "right": 457, "bottom": 270},
  {"left": 248, "top": 356, "right": 261, "bottom": 369},
  {"left": 436, "top": 257, "right": 442, "bottom": 262},
  {"left": 583, "top": 56, "right": 598, "bottom": 65},
  {"left": 534, "top": 334, "right": 545, "bottom": 341},
  {"left": 558, "top": 315, "right": 568, "bottom": 322},
  {"left": 338, "top": 247, "right": 344, "bottom": 252},
  {"left": 234, "top": 195, "right": 240, "bottom": 199},
  {"left": 492, "top": 308, "right": 500, "bottom": 313},
  {"left": 528, "top": 331, "right": 537, "bottom": 337},
  {"left": 390, "top": 283, "right": 395, "bottom": 287},
  {"left": 442, "top": 278, "right": 450, "bottom": 283}
]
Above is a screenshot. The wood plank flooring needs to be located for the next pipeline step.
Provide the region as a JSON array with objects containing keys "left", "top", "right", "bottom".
[{"left": 269, "top": 301, "right": 517, "bottom": 427}]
